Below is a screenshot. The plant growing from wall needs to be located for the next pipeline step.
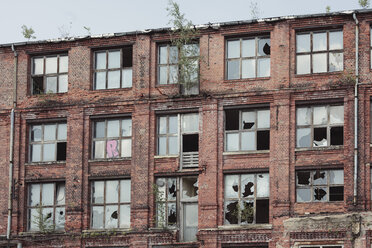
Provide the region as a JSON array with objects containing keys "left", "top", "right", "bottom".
[
  {"left": 32, "top": 204, "right": 55, "bottom": 233},
  {"left": 359, "top": 0, "right": 370, "bottom": 8},
  {"left": 21, "top": 25, "right": 36, "bottom": 40},
  {"left": 151, "top": 183, "right": 167, "bottom": 229}
]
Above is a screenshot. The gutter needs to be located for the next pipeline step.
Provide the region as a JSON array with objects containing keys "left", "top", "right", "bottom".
[{"left": 353, "top": 13, "right": 359, "bottom": 205}]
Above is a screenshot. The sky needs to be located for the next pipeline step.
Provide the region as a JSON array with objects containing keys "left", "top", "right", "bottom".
[{"left": 0, "top": 0, "right": 364, "bottom": 45}]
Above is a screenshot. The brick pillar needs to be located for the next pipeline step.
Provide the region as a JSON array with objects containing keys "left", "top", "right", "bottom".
[{"left": 133, "top": 35, "right": 151, "bottom": 98}]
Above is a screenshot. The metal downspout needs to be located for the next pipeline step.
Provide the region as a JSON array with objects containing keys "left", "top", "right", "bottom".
[{"left": 353, "top": 13, "right": 359, "bottom": 205}]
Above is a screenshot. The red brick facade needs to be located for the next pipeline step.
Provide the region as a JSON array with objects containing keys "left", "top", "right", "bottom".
[{"left": 0, "top": 10, "right": 371, "bottom": 248}]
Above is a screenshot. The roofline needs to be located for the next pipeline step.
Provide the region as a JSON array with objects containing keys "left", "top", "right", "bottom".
[{"left": 1, "top": 8, "right": 371, "bottom": 48}]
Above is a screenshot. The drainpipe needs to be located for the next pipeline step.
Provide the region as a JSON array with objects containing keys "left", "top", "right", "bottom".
[
  {"left": 7, "top": 45, "right": 17, "bottom": 243},
  {"left": 353, "top": 13, "right": 359, "bottom": 205}
]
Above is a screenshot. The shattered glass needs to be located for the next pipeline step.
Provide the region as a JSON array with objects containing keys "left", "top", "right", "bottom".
[
  {"left": 240, "top": 200, "right": 254, "bottom": 224},
  {"left": 296, "top": 128, "right": 311, "bottom": 147},
  {"left": 297, "top": 171, "right": 311, "bottom": 185},
  {"left": 242, "top": 111, "right": 255, "bottom": 130},
  {"left": 313, "top": 127, "right": 327, "bottom": 147},
  {"left": 258, "top": 38, "right": 270, "bottom": 56},
  {"left": 167, "top": 203, "right": 177, "bottom": 226},
  {"left": 241, "top": 174, "right": 254, "bottom": 198},
  {"left": 329, "top": 52, "right": 343, "bottom": 72},
  {"left": 313, "top": 171, "right": 327, "bottom": 185},
  {"left": 167, "top": 178, "right": 177, "bottom": 200},
  {"left": 297, "top": 108, "right": 311, "bottom": 126},
  {"left": 225, "top": 175, "right": 239, "bottom": 198},
  {"left": 31, "top": 125, "right": 42, "bottom": 141},
  {"left": 257, "top": 174, "right": 269, "bottom": 197},
  {"left": 105, "top": 205, "right": 118, "bottom": 228},
  {"left": 92, "top": 206, "right": 104, "bottom": 229},
  {"left": 42, "top": 207, "right": 54, "bottom": 229},
  {"left": 225, "top": 201, "right": 239, "bottom": 224},
  {"left": 55, "top": 207, "right": 65, "bottom": 230},
  {"left": 314, "top": 187, "right": 327, "bottom": 201},
  {"left": 182, "top": 177, "right": 198, "bottom": 200}
]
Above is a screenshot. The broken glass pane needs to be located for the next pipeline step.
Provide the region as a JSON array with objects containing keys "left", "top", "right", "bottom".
[
  {"left": 241, "top": 174, "right": 254, "bottom": 198},
  {"left": 226, "top": 133, "right": 239, "bottom": 151},
  {"left": 225, "top": 201, "right": 239, "bottom": 224},
  {"left": 43, "top": 143, "right": 56, "bottom": 161},
  {"left": 169, "top": 46, "right": 178, "bottom": 64},
  {"left": 313, "top": 106, "right": 327, "bottom": 125},
  {"left": 242, "top": 39, "right": 255, "bottom": 57},
  {"left": 119, "top": 205, "right": 130, "bottom": 228},
  {"left": 225, "top": 175, "right": 239, "bottom": 198},
  {"left": 168, "top": 178, "right": 177, "bottom": 200},
  {"left": 329, "top": 106, "right": 344, "bottom": 124},
  {"left": 182, "top": 177, "right": 198, "bottom": 200},
  {"left": 156, "top": 178, "right": 166, "bottom": 202},
  {"left": 227, "top": 60, "right": 239, "bottom": 80},
  {"left": 120, "top": 180, "right": 131, "bottom": 202},
  {"left": 296, "top": 34, "right": 310, "bottom": 53},
  {"left": 257, "top": 174, "right": 269, "bottom": 197},
  {"left": 108, "top": 51, "right": 120, "bottom": 69},
  {"left": 32, "top": 125, "right": 42, "bottom": 141},
  {"left": 57, "top": 123, "right": 67, "bottom": 140},
  {"left": 31, "top": 144, "right": 41, "bottom": 162},
  {"left": 314, "top": 187, "right": 327, "bottom": 201},
  {"left": 41, "top": 183, "right": 54, "bottom": 206},
  {"left": 297, "top": 171, "right": 311, "bottom": 185},
  {"left": 107, "top": 120, "right": 120, "bottom": 137},
  {"left": 329, "top": 31, "right": 343, "bottom": 50},
  {"left": 240, "top": 200, "right": 254, "bottom": 224},
  {"left": 121, "top": 119, "right": 132, "bottom": 136},
  {"left": 157, "top": 202, "right": 166, "bottom": 227},
  {"left": 29, "top": 184, "right": 40, "bottom": 206},
  {"left": 169, "top": 116, "right": 178, "bottom": 134},
  {"left": 92, "top": 206, "right": 104, "bottom": 229},
  {"left": 122, "top": 68, "right": 132, "bottom": 88},
  {"left": 93, "top": 181, "right": 104, "bottom": 204},
  {"left": 55, "top": 207, "right": 65, "bottom": 230},
  {"left": 45, "top": 57, "right": 57, "bottom": 74},
  {"left": 107, "top": 70, "right": 120, "bottom": 89},
  {"left": 95, "top": 52, "right": 106, "bottom": 70},
  {"left": 167, "top": 203, "right": 177, "bottom": 226},
  {"left": 94, "top": 141, "right": 105, "bottom": 159},
  {"left": 312, "top": 53, "right": 327, "bottom": 73},
  {"left": 56, "top": 184, "right": 65, "bottom": 205},
  {"left": 158, "top": 137, "right": 166, "bottom": 155},
  {"left": 313, "top": 170, "right": 327, "bottom": 185},
  {"left": 59, "top": 56, "right": 68, "bottom": 73},
  {"left": 42, "top": 207, "right": 54, "bottom": 229},
  {"left": 168, "top": 136, "right": 178, "bottom": 154},
  {"left": 121, "top": 139, "right": 131, "bottom": 157},
  {"left": 169, "top": 65, "right": 178, "bottom": 84},
  {"left": 33, "top": 58, "right": 44, "bottom": 75},
  {"left": 105, "top": 205, "right": 118, "bottom": 228},
  {"left": 44, "top": 124, "right": 56, "bottom": 141},
  {"left": 313, "top": 127, "right": 327, "bottom": 147},
  {"left": 46, "top": 76, "right": 57, "bottom": 93},
  {"left": 257, "top": 58, "right": 270, "bottom": 77},
  {"left": 297, "top": 188, "right": 311, "bottom": 202},
  {"left": 241, "top": 132, "right": 255, "bottom": 150},
  {"left": 297, "top": 107, "right": 311, "bottom": 126},
  {"left": 182, "top": 114, "right": 199, "bottom": 132},
  {"left": 258, "top": 38, "right": 270, "bottom": 56},
  {"left": 95, "top": 71, "right": 106, "bottom": 90},
  {"left": 158, "top": 66, "right": 167, "bottom": 84},
  {"left": 58, "top": 75, "right": 68, "bottom": 93},
  {"left": 329, "top": 170, "right": 344, "bottom": 184},
  {"left": 242, "top": 111, "right": 255, "bottom": 130},
  {"left": 106, "top": 140, "right": 119, "bottom": 158},
  {"left": 106, "top": 180, "right": 119, "bottom": 203},
  {"left": 296, "top": 55, "right": 310, "bottom": 74},
  {"left": 296, "top": 128, "right": 311, "bottom": 147},
  {"left": 227, "top": 40, "right": 240, "bottom": 59},
  {"left": 242, "top": 59, "right": 255, "bottom": 78},
  {"left": 329, "top": 52, "right": 343, "bottom": 72},
  {"left": 313, "top": 32, "right": 327, "bottom": 51},
  {"left": 257, "top": 110, "right": 270, "bottom": 128}
]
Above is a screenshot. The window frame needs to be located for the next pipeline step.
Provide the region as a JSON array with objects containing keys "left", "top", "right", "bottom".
[
  {"left": 224, "top": 173, "right": 270, "bottom": 225},
  {"left": 93, "top": 47, "right": 133, "bottom": 90},
  {"left": 29, "top": 122, "right": 67, "bottom": 163},
  {"left": 90, "top": 179, "right": 131, "bottom": 229},
  {"left": 225, "top": 36, "right": 271, "bottom": 80},
  {"left": 296, "top": 169, "right": 344, "bottom": 202},
  {"left": 27, "top": 182, "right": 65, "bottom": 231},
  {"left": 92, "top": 118, "right": 132, "bottom": 160},
  {"left": 31, "top": 54, "right": 68, "bottom": 95},
  {"left": 224, "top": 108, "right": 270, "bottom": 152},
  {"left": 296, "top": 29, "right": 343, "bottom": 75},
  {"left": 296, "top": 104, "right": 344, "bottom": 148}
]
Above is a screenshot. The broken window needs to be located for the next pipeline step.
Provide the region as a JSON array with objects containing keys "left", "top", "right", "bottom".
[
  {"left": 91, "top": 179, "right": 131, "bottom": 229},
  {"left": 28, "top": 182, "right": 65, "bottom": 231},
  {"left": 92, "top": 118, "right": 132, "bottom": 159},
  {"left": 226, "top": 37, "right": 270, "bottom": 80},
  {"left": 225, "top": 109, "right": 270, "bottom": 152},
  {"left": 224, "top": 173, "right": 269, "bottom": 225},
  {"left": 155, "top": 176, "right": 198, "bottom": 241},
  {"left": 296, "top": 30, "right": 343, "bottom": 74},
  {"left": 31, "top": 55, "right": 68, "bottom": 95},
  {"left": 29, "top": 123, "right": 67, "bottom": 162},
  {"left": 296, "top": 105, "right": 343, "bottom": 148},
  {"left": 296, "top": 169, "right": 344, "bottom": 202},
  {"left": 94, "top": 47, "right": 133, "bottom": 90}
]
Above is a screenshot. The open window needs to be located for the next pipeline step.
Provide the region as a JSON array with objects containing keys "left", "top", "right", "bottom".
[
  {"left": 94, "top": 47, "right": 133, "bottom": 90},
  {"left": 224, "top": 173, "right": 269, "bottom": 225},
  {"left": 29, "top": 123, "right": 67, "bottom": 162},
  {"left": 31, "top": 55, "right": 68, "bottom": 94},
  {"left": 155, "top": 176, "right": 198, "bottom": 241},
  {"left": 296, "top": 105, "right": 344, "bottom": 148}
]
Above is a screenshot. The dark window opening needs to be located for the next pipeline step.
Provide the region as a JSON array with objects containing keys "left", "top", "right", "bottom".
[
  {"left": 330, "top": 126, "right": 343, "bottom": 145},
  {"left": 313, "top": 127, "right": 327, "bottom": 146},
  {"left": 183, "top": 134, "right": 199, "bottom": 152},
  {"left": 329, "top": 186, "right": 344, "bottom": 201},
  {"left": 257, "top": 130, "right": 270, "bottom": 150},
  {"left": 225, "top": 201, "right": 239, "bottom": 225},
  {"left": 32, "top": 77, "right": 44, "bottom": 95},
  {"left": 240, "top": 201, "right": 254, "bottom": 224},
  {"left": 256, "top": 199, "right": 269, "bottom": 224},
  {"left": 123, "top": 46, "right": 133, "bottom": 67},
  {"left": 242, "top": 182, "right": 254, "bottom": 197},
  {"left": 297, "top": 171, "right": 311, "bottom": 185},
  {"left": 57, "top": 142, "right": 67, "bottom": 161},
  {"left": 225, "top": 110, "right": 239, "bottom": 130},
  {"left": 314, "top": 188, "right": 327, "bottom": 201}
]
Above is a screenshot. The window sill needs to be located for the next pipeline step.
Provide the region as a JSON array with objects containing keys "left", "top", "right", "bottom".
[
  {"left": 19, "top": 230, "right": 66, "bottom": 236},
  {"left": 223, "top": 77, "right": 270, "bottom": 83},
  {"left": 155, "top": 84, "right": 179, "bottom": 88},
  {"left": 217, "top": 223, "right": 272, "bottom": 230},
  {"left": 88, "top": 157, "right": 131, "bottom": 163},
  {"left": 223, "top": 150, "right": 270, "bottom": 156},
  {"left": 295, "top": 146, "right": 343, "bottom": 152},
  {"left": 93, "top": 87, "right": 132, "bottom": 92},
  {"left": 294, "top": 71, "right": 343, "bottom": 78},
  {"left": 83, "top": 228, "right": 131, "bottom": 233},
  {"left": 154, "top": 155, "right": 179, "bottom": 159},
  {"left": 25, "top": 161, "right": 66, "bottom": 166}
]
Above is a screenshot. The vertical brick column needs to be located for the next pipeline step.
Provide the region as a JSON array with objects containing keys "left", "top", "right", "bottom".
[
  {"left": 65, "top": 107, "right": 84, "bottom": 232},
  {"left": 133, "top": 35, "right": 151, "bottom": 98},
  {"left": 131, "top": 103, "right": 150, "bottom": 230}
]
